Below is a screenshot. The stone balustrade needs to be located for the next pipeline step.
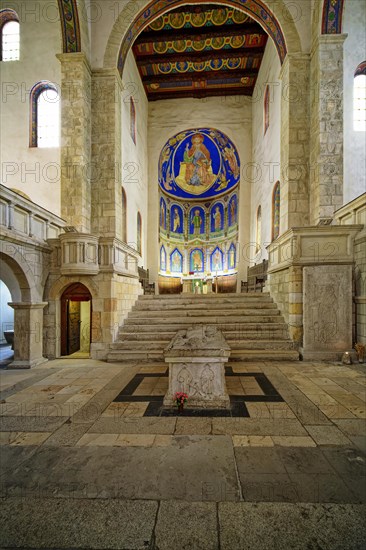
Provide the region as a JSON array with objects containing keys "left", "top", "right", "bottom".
[
  {"left": 0, "top": 184, "right": 66, "bottom": 242},
  {"left": 267, "top": 225, "right": 363, "bottom": 360},
  {"left": 333, "top": 193, "right": 366, "bottom": 226}
]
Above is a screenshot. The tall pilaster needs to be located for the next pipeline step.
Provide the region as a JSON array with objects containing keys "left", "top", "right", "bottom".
[
  {"left": 280, "top": 54, "right": 311, "bottom": 230},
  {"left": 91, "top": 69, "right": 123, "bottom": 238},
  {"left": 310, "top": 34, "right": 347, "bottom": 224},
  {"left": 57, "top": 53, "right": 91, "bottom": 233}
]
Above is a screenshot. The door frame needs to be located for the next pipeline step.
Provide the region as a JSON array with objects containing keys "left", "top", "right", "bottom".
[{"left": 60, "top": 283, "right": 92, "bottom": 356}]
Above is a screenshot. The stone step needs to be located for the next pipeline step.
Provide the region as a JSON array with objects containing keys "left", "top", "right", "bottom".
[
  {"left": 138, "top": 292, "right": 270, "bottom": 300},
  {"left": 132, "top": 302, "right": 277, "bottom": 312},
  {"left": 110, "top": 338, "right": 294, "bottom": 351},
  {"left": 120, "top": 322, "right": 288, "bottom": 334},
  {"left": 125, "top": 314, "right": 281, "bottom": 326},
  {"left": 116, "top": 329, "right": 290, "bottom": 342},
  {"left": 106, "top": 349, "right": 299, "bottom": 362},
  {"left": 133, "top": 296, "right": 274, "bottom": 307},
  {"left": 128, "top": 309, "right": 280, "bottom": 320}
]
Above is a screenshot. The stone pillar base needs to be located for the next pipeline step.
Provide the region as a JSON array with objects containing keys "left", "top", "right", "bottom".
[
  {"left": 299, "top": 348, "right": 358, "bottom": 363},
  {"left": 8, "top": 357, "right": 48, "bottom": 370}
]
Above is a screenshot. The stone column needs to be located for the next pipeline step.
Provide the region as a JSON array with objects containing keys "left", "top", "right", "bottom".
[
  {"left": 309, "top": 35, "right": 347, "bottom": 224},
  {"left": 57, "top": 53, "right": 91, "bottom": 233},
  {"left": 280, "top": 54, "right": 310, "bottom": 231},
  {"left": 91, "top": 69, "right": 123, "bottom": 238},
  {"left": 8, "top": 303, "right": 48, "bottom": 369}
]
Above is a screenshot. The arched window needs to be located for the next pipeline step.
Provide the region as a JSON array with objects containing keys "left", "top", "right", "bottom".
[
  {"left": 137, "top": 212, "right": 142, "bottom": 254},
  {"left": 0, "top": 9, "right": 19, "bottom": 61},
  {"left": 354, "top": 62, "right": 366, "bottom": 132},
  {"left": 122, "top": 187, "right": 127, "bottom": 242},
  {"left": 264, "top": 85, "right": 270, "bottom": 134},
  {"left": 130, "top": 98, "right": 136, "bottom": 144},
  {"left": 272, "top": 182, "right": 280, "bottom": 241},
  {"left": 30, "top": 82, "right": 60, "bottom": 148},
  {"left": 256, "top": 205, "right": 262, "bottom": 253}
]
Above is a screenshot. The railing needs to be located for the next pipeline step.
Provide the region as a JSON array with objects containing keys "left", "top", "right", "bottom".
[
  {"left": 0, "top": 185, "right": 139, "bottom": 277},
  {"left": 333, "top": 193, "right": 366, "bottom": 226},
  {"left": 0, "top": 184, "right": 66, "bottom": 242}
]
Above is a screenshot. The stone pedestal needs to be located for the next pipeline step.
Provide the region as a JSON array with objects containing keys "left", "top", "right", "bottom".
[
  {"left": 164, "top": 325, "right": 230, "bottom": 409},
  {"left": 301, "top": 265, "right": 353, "bottom": 360},
  {"left": 8, "top": 303, "right": 48, "bottom": 369}
]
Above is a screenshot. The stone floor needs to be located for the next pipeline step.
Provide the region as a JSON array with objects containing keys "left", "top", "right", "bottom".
[{"left": 0, "top": 358, "right": 365, "bottom": 549}]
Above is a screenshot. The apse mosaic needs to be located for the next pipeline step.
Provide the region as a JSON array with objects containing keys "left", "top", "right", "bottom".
[
  {"left": 171, "top": 248, "right": 183, "bottom": 273},
  {"left": 210, "top": 203, "right": 224, "bottom": 233},
  {"left": 211, "top": 247, "right": 224, "bottom": 272},
  {"left": 159, "top": 197, "right": 167, "bottom": 229},
  {"left": 189, "top": 206, "right": 206, "bottom": 236},
  {"left": 190, "top": 249, "right": 204, "bottom": 273},
  {"left": 159, "top": 128, "right": 240, "bottom": 201},
  {"left": 160, "top": 246, "right": 166, "bottom": 272},
  {"left": 228, "top": 195, "right": 238, "bottom": 226},
  {"left": 170, "top": 204, "right": 184, "bottom": 234},
  {"left": 228, "top": 243, "right": 237, "bottom": 269}
]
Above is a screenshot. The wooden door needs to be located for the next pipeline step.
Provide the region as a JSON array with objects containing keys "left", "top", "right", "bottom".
[
  {"left": 68, "top": 300, "right": 81, "bottom": 355},
  {"left": 61, "top": 284, "right": 92, "bottom": 357}
]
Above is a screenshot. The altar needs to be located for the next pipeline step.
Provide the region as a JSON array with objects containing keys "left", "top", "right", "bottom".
[{"left": 182, "top": 275, "right": 214, "bottom": 294}]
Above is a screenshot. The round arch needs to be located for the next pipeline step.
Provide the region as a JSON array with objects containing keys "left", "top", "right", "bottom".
[
  {"left": 57, "top": 0, "right": 81, "bottom": 53},
  {"left": 104, "top": 0, "right": 302, "bottom": 73},
  {"left": 322, "top": 0, "right": 344, "bottom": 34},
  {"left": 45, "top": 275, "right": 99, "bottom": 302},
  {"left": 0, "top": 251, "right": 33, "bottom": 302}
]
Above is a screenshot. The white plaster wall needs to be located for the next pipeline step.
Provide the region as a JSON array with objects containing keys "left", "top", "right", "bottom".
[
  {"left": 343, "top": 0, "right": 366, "bottom": 204},
  {"left": 121, "top": 51, "right": 148, "bottom": 264},
  {"left": 251, "top": 39, "right": 281, "bottom": 263},
  {"left": 0, "top": 0, "right": 61, "bottom": 215},
  {"left": 0, "top": 281, "right": 14, "bottom": 343},
  {"left": 148, "top": 95, "right": 252, "bottom": 286}
]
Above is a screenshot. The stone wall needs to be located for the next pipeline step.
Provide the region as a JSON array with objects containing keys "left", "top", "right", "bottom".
[
  {"left": 0, "top": 0, "right": 61, "bottom": 214},
  {"left": 121, "top": 51, "right": 149, "bottom": 260},
  {"left": 251, "top": 39, "right": 281, "bottom": 263},
  {"left": 354, "top": 231, "right": 366, "bottom": 344},
  {"left": 343, "top": 0, "right": 366, "bottom": 203}
]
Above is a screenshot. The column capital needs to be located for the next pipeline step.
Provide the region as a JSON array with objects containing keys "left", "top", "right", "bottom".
[
  {"left": 56, "top": 52, "right": 91, "bottom": 74},
  {"left": 279, "top": 53, "right": 310, "bottom": 80},
  {"left": 311, "top": 33, "right": 348, "bottom": 57},
  {"left": 9, "top": 302, "right": 48, "bottom": 310}
]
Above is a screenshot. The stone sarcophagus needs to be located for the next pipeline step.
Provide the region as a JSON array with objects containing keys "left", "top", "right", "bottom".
[{"left": 163, "top": 325, "right": 231, "bottom": 409}]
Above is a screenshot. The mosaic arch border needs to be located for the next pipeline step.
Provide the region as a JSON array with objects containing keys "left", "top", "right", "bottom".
[
  {"left": 117, "top": 0, "right": 287, "bottom": 76},
  {"left": 57, "top": 0, "right": 81, "bottom": 53},
  {"left": 321, "top": 0, "right": 344, "bottom": 34}
]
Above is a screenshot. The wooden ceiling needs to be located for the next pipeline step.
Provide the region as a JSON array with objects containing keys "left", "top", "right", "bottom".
[{"left": 132, "top": 4, "right": 268, "bottom": 101}]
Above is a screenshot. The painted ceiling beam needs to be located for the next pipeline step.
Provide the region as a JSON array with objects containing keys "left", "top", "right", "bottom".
[
  {"left": 135, "top": 47, "right": 265, "bottom": 66},
  {"left": 142, "top": 68, "right": 259, "bottom": 84},
  {"left": 133, "top": 23, "right": 266, "bottom": 44},
  {"left": 148, "top": 88, "right": 254, "bottom": 100}
]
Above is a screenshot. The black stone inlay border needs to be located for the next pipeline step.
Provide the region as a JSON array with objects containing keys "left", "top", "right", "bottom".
[{"left": 113, "top": 368, "right": 284, "bottom": 417}]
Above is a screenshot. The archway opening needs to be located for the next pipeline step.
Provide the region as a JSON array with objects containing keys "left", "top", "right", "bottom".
[
  {"left": 0, "top": 280, "right": 14, "bottom": 367},
  {"left": 61, "top": 283, "right": 92, "bottom": 357}
]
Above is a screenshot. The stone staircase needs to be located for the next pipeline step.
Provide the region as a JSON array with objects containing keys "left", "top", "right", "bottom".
[{"left": 107, "top": 293, "right": 299, "bottom": 363}]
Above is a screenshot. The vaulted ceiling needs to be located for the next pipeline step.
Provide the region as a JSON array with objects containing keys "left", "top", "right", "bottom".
[{"left": 132, "top": 4, "right": 268, "bottom": 101}]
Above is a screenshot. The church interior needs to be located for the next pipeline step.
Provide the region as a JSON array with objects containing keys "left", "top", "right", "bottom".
[{"left": 0, "top": 1, "right": 365, "bottom": 548}]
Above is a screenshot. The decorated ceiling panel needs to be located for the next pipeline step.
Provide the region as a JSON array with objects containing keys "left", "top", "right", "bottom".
[
  {"left": 159, "top": 128, "right": 240, "bottom": 201},
  {"left": 132, "top": 4, "right": 268, "bottom": 100}
]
